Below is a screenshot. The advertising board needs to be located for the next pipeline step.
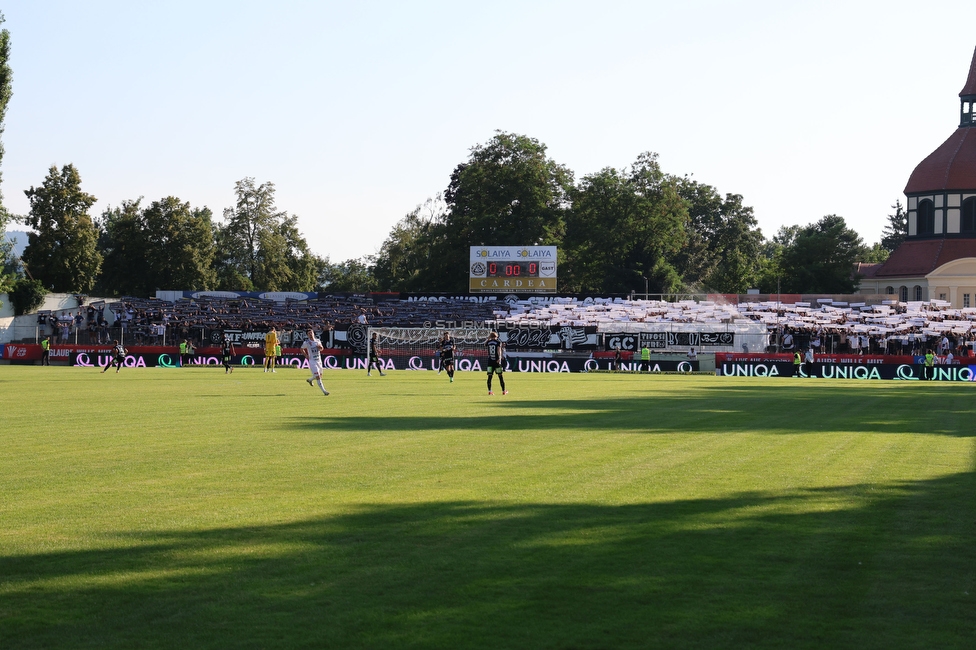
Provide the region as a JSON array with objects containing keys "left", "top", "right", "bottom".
[{"left": 469, "top": 246, "right": 557, "bottom": 293}]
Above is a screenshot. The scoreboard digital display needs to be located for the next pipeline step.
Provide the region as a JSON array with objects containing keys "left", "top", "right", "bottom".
[
  {"left": 486, "top": 261, "right": 539, "bottom": 277},
  {"left": 469, "top": 246, "right": 557, "bottom": 293}
]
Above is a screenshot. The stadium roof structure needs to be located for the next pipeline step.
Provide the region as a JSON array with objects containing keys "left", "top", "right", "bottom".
[
  {"left": 860, "top": 45, "right": 976, "bottom": 298},
  {"left": 867, "top": 239, "right": 976, "bottom": 279},
  {"left": 960, "top": 44, "right": 976, "bottom": 96},
  {"left": 905, "top": 46, "right": 976, "bottom": 194},
  {"left": 904, "top": 127, "right": 976, "bottom": 193}
]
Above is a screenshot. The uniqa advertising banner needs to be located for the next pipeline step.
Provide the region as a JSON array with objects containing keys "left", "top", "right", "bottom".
[
  {"left": 70, "top": 351, "right": 698, "bottom": 374},
  {"left": 717, "top": 360, "right": 976, "bottom": 381}
]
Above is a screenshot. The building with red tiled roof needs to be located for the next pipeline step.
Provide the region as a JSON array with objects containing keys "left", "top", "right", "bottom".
[{"left": 860, "top": 46, "right": 976, "bottom": 307}]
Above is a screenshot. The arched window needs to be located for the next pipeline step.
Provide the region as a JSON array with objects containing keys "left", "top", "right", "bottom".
[
  {"left": 900, "top": 286, "right": 908, "bottom": 302},
  {"left": 914, "top": 285, "right": 923, "bottom": 301},
  {"left": 963, "top": 197, "right": 976, "bottom": 232},
  {"left": 917, "top": 199, "right": 936, "bottom": 235},
  {"left": 885, "top": 286, "right": 894, "bottom": 295}
]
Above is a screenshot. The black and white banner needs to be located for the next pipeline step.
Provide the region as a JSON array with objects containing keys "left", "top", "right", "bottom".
[{"left": 604, "top": 331, "right": 735, "bottom": 351}]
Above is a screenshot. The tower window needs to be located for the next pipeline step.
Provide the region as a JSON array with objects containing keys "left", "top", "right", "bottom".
[
  {"left": 917, "top": 199, "right": 936, "bottom": 235},
  {"left": 963, "top": 197, "right": 976, "bottom": 232}
]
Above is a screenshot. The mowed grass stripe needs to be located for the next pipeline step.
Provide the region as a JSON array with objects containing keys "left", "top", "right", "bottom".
[{"left": 0, "top": 366, "right": 974, "bottom": 649}]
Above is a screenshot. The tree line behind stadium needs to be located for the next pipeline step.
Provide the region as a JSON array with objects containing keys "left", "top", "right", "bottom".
[{"left": 3, "top": 132, "right": 904, "bottom": 313}]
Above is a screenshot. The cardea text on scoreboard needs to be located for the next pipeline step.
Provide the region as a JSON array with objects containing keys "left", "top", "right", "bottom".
[{"left": 469, "top": 246, "right": 557, "bottom": 294}]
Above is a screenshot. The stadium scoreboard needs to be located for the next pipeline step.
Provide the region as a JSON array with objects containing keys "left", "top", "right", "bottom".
[{"left": 469, "top": 246, "right": 557, "bottom": 294}]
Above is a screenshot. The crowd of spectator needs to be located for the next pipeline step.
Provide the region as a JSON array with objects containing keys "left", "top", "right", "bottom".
[
  {"left": 501, "top": 296, "right": 976, "bottom": 357},
  {"left": 35, "top": 295, "right": 505, "bottom": 347},
  {"left": 30, "top": 294, "right": 976, "bottom": 357}
]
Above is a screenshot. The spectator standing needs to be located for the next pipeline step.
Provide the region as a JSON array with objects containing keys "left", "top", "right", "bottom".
[
  {"left": 639, "top": 345, "right": 650, "bottom": 373},
  {"left": 803, "top": 347, "right": 814, "bottom": 377},
  {"left": 782, "top": 329, "right": 794, "bottom": 352},
  {"left": 923, "top": 349, "right": 936, "bottom": 380}
]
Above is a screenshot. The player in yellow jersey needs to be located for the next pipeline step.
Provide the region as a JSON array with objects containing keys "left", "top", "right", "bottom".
[{"left": 264, "top": 326, "right": 279, "bottom": 373}]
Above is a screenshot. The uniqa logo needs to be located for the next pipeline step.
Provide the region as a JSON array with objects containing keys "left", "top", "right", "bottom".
[
  {"left": 931, "top": 366, "right": 976, "bottom": 382},
  {"left": 158, "top": 354, "right": 178, "bottom": 368},
  {"left": 820, "top": 365, "right": 882, "bottom": 380},
  {"left": 517, "top": 359, "right": 571, "bottom": 373},
  {"left": 720, "top": 363, "right": 781, "bottom": 377},
  {"left": 895, "top": 364, "right": 918, "bottom": 380}
]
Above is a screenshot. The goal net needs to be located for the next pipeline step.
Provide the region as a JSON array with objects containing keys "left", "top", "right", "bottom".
[{"left": 367, "top": 326, "right": 494, "bottom": 371}]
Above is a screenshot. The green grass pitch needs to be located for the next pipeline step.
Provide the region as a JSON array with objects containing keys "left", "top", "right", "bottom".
[{"left": 1, "top": 365, "right": 974, "bottom": 649}]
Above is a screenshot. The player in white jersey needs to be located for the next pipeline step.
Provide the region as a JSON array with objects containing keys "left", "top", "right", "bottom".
[{"left": 301, "top": 329, "right": 330, "bottom": 396}]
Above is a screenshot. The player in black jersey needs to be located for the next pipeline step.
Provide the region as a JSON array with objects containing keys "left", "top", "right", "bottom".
[
  {"left": 440, "top": 332, "right": 456, "bottom": 382},
  {"left": 102, "top": 339, "right": 127, "bottom": 373},
  {"left": 367, "top": 332, "right": 386, "bottom": 376},
  {"left": 485, "top": 331, "right": 507, "bottom": 395},
  {"left": 221, "top": 336, "right": 235, "bottom": 374}
]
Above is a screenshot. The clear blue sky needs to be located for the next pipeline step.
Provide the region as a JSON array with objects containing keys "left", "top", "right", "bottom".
[{"left": 2, "top": 1, "right": 973, "bottom": 262}]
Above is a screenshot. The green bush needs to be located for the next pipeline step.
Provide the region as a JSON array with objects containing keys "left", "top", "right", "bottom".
[{"left": 9, "top": 278, "right": 46, "bottom": 315}]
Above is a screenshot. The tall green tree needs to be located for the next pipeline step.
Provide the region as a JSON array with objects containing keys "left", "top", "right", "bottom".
[
  {"left": 215, "top": 178, "right": 323, "bottom": 291},
  {"left": 97, "top": 199, "right": 148, "bottom": 295},
  {"left": 0, "top": 218, "right": 14, "bottom": 306},
  {"left": 862, "top": 242, "right": 890, "bottom": 263},
  {"left": 674, "top": 179, "right": 766, "bottom": 293},
  {"left": 778, "top": 215, "right": 866, "bottom": 293},
  {"left": 0, "top": 13, "right": 13, "bottom": 221},
  {"left": 98, "top": 197, "right": 217, "bottom": 296},
  {"left": 0, "top": 12, "right": 14, "bottom": 305},
  {"left": 321, "top": 256, "right": 377, "bottom": 293},
  {"left": 421, "top": 132, "right": 572, "bottom": 292},
  {"left": 216, "top": 178, "right": 281, "bottom": 290},
  {"left": 22, "top": 164, "right": 101, "bottom": 292},
  {"left": 143, "top": 197, "right": 217, "bottom": 291},
  {"left": 880, "top": 200, "right": 908, "bottom": 253},
  {"left": 563, "top": 153, "right": 688, "bottom": 294},
  {"left": 268, "top": 214, "right": 327, "bottom": 291},
  {"left": 372, "top": 197, "right": 443, "bottom": 291}
]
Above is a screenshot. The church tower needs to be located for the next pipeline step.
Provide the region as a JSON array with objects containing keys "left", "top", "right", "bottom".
[{"left": 860, "top": 46, "right": 976, "bottom": 306}]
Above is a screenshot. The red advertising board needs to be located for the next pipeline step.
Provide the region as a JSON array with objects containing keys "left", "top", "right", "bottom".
[{"left": 2, "top": 344, "right": 42, "bottom": 361}]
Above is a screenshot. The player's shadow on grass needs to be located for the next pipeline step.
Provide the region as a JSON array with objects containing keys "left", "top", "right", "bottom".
[
  {"left": 289, "top": 383, "right": 976, "bottom": 437},
  {"left": 2, "top": 470, "right": 974, "bottom": 649}
]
